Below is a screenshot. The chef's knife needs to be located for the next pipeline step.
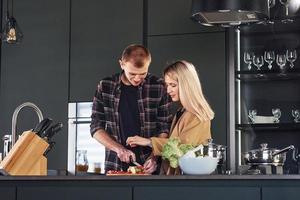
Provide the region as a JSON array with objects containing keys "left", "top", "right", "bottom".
[
  {"left": 32, "top": 118, "right": 53, "bottom": 137},
  {"left": 130, "top": 156, "right": 142, "bottom": 167},
  {"left": 42, "top": 122, "right": 63, "bottom": 140},
  {"left": 132, "top": 161, "right": 142, "bottom": 167},
  {"left": 43, "top": 141, "right": 55, "bottom": 156}
]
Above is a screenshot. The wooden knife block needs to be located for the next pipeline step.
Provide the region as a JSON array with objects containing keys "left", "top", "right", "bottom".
[{"left": 0, "top": 131, "right": 49, "bottom": 176}]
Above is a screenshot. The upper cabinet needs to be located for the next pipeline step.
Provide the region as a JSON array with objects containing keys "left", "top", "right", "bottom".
[
  {"left": 69, "top": 0, "right": 143, "bottom": 102},
  {"left": 237, "top": 18, "right": 300, "bottom": 126}
]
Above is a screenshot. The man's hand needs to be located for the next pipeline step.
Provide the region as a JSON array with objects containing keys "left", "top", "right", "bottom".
[
  {"left": 143, "top": 155, "right": 157, "bottom": 174},
  {"left": 126, "top": 135, "right": 151, "bottom": 147},
  {"left": 116, "top": 147, "right": 136, "bottom": 163},
  {"left": 93, "top": 129, "right": 136, "bottom": 163}
]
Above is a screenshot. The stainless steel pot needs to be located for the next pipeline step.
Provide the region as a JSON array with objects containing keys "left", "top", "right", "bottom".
[
  {"left": 243, "top": 143, "right": 295, "bottom": 166},
  {"left": 204, "top": 139, "right": 226, "bottom": 165}
]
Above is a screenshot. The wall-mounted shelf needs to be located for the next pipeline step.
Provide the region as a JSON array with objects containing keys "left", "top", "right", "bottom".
[
  {"left": 240, "top": 16, "right": 300, "bottom": 35},
  {"left": 236, "top": 68, "right": 300, "bottom": 81},
  {"left": 236, "top": 123, "right": 300, "bottom": 132},
  {"left": 233, "top": 10, "right": 300, "bottom": 174}
]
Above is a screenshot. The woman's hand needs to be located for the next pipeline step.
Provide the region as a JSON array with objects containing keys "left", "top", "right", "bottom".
[
  {"left": 126, "top": 135, "right": 151, "bottom": 147},
  {"left": 143, "top": 155, "right": 157, "bottom": 174}
]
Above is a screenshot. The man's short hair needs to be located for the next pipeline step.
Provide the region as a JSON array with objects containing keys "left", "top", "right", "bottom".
[{"left": 121, "top": 44, "right": 152, "bottom": 63}]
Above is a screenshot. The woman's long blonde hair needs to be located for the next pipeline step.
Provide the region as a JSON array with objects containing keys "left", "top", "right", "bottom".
[{"left": 163, "top": 60, "right": 214, "bottom": 121}]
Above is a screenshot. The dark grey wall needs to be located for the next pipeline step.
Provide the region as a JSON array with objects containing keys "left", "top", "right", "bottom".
[
  {"left": 147, "top": 0, "right": 226, "bottom": 144},
  {"left": 0, "top": 0, "right": 69, "bottom": 169},
  {"left": 0, "top": 0, "right": 227, "bottom": 169},
  {"left": 69, "top": 0, "right": 143, "bottom": 101}
]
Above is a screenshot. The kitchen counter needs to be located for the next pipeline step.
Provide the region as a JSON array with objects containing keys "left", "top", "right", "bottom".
[
  {"left": 1, "top": 174, "right": 300, "bottom": 200},
  {"left": 2, "top": 174, "right": 300, "bottom": 180}
]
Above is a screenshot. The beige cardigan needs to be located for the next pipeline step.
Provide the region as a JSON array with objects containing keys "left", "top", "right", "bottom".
[{"left": 150, "top": 111, "right": 211, "bottom": 175}]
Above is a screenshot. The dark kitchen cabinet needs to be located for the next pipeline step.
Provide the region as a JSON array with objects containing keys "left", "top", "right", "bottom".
[
  {"left": 0, "top": 187, "right": 16, "bottom": 200},
  {"left": 262, "top": 187, "right": 300, "bottom": 200},
  {"left": 17, "top": 186, "right": 131, "bottom": 200},
  {"left": 234, "top": 16, "right": 300, "bottom": 173},
  {"left": 69, "top": 0, "right": 143, "bottom": 102},
  {"left": 134, "top": 186, "right": 260, "bottom": 200},
  {"left": 3, "top": 177, "right": 300, "bottom": 200},
  {"left": 148, "top": 32, "right": 226, "bottom": 146}
]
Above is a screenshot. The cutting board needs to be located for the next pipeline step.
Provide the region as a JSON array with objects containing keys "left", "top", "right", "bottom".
[
  {"left": 106, "top": 173, "right": 150, "bottom": 176},
  {"left": 106, "top": 171, "right": 150, "bottom": 176}
]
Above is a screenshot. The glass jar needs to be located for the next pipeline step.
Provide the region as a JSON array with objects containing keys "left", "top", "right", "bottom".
[
  {"left": 76, "top": 150, "right": 89, "bottom": 172},
  {"left": 93, "top": 162, "right": 101, "bottom": 174}
]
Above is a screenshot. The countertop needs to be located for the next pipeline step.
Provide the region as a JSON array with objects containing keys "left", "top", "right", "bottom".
[{"left": 2, "top": 174, "right": 300, "bottom": 181}]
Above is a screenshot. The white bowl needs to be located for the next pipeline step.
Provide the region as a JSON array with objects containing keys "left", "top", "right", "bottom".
[{"left": 179, "top": 156, "right": 218, "bottom": 175}]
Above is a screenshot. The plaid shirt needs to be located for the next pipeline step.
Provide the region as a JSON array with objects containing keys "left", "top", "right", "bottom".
[{"left": 90, "top": 72, "right": 173, "bottom": 171}]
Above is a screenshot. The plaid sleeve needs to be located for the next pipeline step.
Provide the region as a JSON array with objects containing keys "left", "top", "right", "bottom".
[
  {"left": 156, "top": 88, "right": 173, "bottom": 135},
  {"left": 90, "top": 82, "right": 106, "bottom": 137}
]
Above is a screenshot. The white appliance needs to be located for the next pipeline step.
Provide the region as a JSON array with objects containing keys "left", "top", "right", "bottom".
[{"left": 68, "top": 102, "right": 105, "bottom": 175}]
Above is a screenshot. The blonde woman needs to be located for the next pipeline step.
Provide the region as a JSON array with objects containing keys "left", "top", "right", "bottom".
[{"left": 126, "top": 60, "right": 214, "bottom": 175}]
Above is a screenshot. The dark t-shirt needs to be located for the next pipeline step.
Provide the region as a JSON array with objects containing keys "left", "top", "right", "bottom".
[
  {"left": 119, "top": 82, "right": 143, "bottom": 170},
  {"left": 174, "top": 108, "right": 185, "bottom": 125}
]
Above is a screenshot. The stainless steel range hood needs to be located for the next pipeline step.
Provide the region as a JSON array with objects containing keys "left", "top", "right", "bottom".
[{"left": 191, "top": 0, "right": 269, "bottom": 26}]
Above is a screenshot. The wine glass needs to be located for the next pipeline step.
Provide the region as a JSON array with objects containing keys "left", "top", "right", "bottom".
[
  {"left": 248, "top": 109, "right": 257, "bottom": 124},
  {"left": 244, "top": 52, "right": 253, "bottom": 70},
  {"left": 276, "top": 54, "right": 287, "bottom": 70},
  {"left": 279, "top": 0, "right": 293, "bottom": 23},
  {"left": 263, "top": 0, "right": 276, "bottom": 24},
  {"left": 279, "top": 0, "right": 290, "bottom": 15},
  {"left": 292, "top": 109, "right": 300, "bottom": 123},
  {"left": 272, "top": 108, "right": 281, "bottom": 123},
  {"left": 269, "top": 0, "right": 276, "bottom": 8},
  {"left": 264, "top": 51, "right": 275, "bottom": 70},
  {"left": 253, "top": 55, "right": 264, "bottom": 70},
  {"left": 286, "top": 49, "right": 297, "bottom": 68}
]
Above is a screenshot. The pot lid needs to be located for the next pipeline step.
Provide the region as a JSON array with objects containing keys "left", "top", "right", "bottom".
[
  {"left": 206, "top": 139, "right": 226, "bottom": 150},
  {"left": 250, "top": 143, "right": 277, "bottom": 152}
]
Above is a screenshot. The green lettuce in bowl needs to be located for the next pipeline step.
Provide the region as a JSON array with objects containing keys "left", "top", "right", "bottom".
[{"left": 161, "top": 138, "right": 195, "bottom": 168}]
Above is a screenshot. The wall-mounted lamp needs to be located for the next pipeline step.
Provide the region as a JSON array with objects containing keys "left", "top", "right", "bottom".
[{"left": 1, "top": 0, "right": 23, "bottom": 44}]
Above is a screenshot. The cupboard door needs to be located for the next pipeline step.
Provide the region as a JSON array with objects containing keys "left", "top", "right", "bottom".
[
  {"left": 18, "top": 186, "right": 131, "bottom": 200},
  {"left": 262, "top": 187, "right": 300, "bottom": 200},
  {"left": 0, "top": 187, "right": 15, "bottom": 200},
  {"left": 69, "top": 0, "right": 143, "bottom": 101},
  {"left": 134, "top": 186, "right": 260, "bottom": 200}
]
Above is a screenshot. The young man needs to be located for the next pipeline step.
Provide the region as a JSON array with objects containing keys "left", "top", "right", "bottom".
[{"left": 90, "top": 44, "right": 172, "bottom": 174}]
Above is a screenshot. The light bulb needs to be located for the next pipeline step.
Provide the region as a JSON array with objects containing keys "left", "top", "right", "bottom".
[{"left": 7, "top": 28, "right": 17, "bottom": 42}]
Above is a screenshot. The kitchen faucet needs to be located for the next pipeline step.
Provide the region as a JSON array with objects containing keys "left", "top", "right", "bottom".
[{"left": 10, "top": 102, "right": 43, "bottom": 149}]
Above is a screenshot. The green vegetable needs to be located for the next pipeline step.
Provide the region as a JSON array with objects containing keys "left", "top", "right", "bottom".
[{"left": 161, "top": 138, "right": 194, "bottom": 168}]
